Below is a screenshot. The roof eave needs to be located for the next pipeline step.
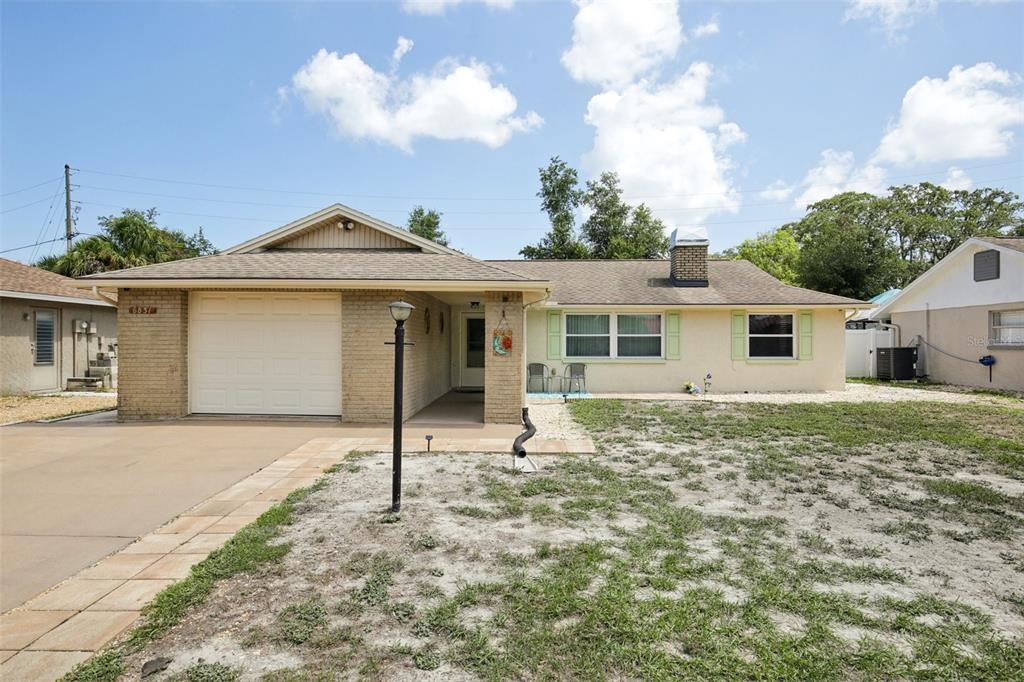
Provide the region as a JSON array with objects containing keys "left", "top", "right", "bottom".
[
  {"left": 0, "top": 289, "right": 114, "bottom": 307},
  {"left": 74, "top": 278, "right": 551, "bottom": 293}
]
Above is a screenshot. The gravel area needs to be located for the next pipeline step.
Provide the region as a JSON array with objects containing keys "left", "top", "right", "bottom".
[
  {"left": 0, "top": 394, "right": 117, "bottom": 425},
  {"left": 530, "top": 382, "right": 1021, "bottom": 408},
  {"left": 526, "top": 401, "right": 589, "bottom": 440}
]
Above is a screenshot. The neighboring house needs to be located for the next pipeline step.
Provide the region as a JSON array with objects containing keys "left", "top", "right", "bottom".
[
  {"left": 77, "top": 204, "right": 866, "bottom": 424},
  {"left": 1, "top": 257, "right": 118, "bottom": 394},
  {"left": 874, "top": 237, "right": 1024, "bottom": 391},
  {"left": 845, "top": 289, "right": 901, "bottom": 330}
]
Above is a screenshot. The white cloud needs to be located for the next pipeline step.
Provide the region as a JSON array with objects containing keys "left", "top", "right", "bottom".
[
  {"left": 562, "top": 0, "right": 683, "bottom": 88},
  {"left": 793, "top": 150, "right": 888, "bottom": 208},
  {"left": 691, "top": 18, "right": 720, "bottom": 39},
  {"left": 941, "top": 166, "right": 974, "bottom": 190},
  {"left": 391, "top": 36, "right": 414, "bottom": 69},
  {"left": 758, "top": 180, "right": 794, "bottom": 201},
  {"left": 291, "top": 45, "right": 541, "bottom": 152},
  {"left": 402, "top": 0, "right": 514, "bottom": 16},
  {"left": 582, "top": 63, "right": 745, "bottom": 227},
  {"left": 872, "top": 63, "right": 1024, "bottom": 166},
  {"left": 843, "top": 0, "right": 937, "bottom": 38}
]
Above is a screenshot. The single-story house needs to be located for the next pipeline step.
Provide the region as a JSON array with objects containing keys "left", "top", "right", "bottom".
[
  {"left": 77, "top": 204, "right": 866, "bottom": 424},
  {"left": 1, "top": 257, "right": 118, "bottom": 393},
  {"left": 874, "top": 236, "right": 1023, "bottom": 391}
]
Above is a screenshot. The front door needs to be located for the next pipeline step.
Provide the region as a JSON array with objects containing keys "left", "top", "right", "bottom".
[
  {"left": 460, "top": 314, "right": 485, "bottom": 388},
  {"left": 30, "top": 308, "right": 60, "bottom": 392}
]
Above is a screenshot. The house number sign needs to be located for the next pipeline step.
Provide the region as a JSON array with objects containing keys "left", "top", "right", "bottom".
[{"left": 128, "top": 306, "right": 158, "bottom": 314}]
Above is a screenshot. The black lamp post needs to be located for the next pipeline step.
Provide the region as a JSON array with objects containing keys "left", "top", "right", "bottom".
[{"left": 388, "top": 300, "right": 414, "bottom": 513}]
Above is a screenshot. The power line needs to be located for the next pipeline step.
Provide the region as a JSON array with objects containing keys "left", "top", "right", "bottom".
[
  {"left": 74, "top": 158, "right": 1024, "bottom": 202},
  {"left": 1, "top": 176, "right": 62, "bottom": 198},
  {"left": 0, "top": 235, "right": 72, "bottom": 255},
  {"left": 29, "top": 183, "right": 66, "bottom": 262},
  {"left": 0, "top": 194, "right": 64, "bottom": 215}
]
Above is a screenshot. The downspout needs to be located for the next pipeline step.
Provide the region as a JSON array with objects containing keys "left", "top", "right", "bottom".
[
  {"left": 92, "top": 286, "right": 118, "bottom": 307},
  {"left": 877, "top": 321, "right": 901, "bottom": 347}
]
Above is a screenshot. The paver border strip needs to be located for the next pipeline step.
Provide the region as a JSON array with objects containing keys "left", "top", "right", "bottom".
[{"left": 1, "top": 432, "right": 593, "bottom": 680}]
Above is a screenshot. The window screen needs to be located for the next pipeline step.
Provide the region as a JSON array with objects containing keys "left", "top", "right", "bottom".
[
  {"left": 748, "top": 314, "right": 794, "bottom": 358},
  {"left": 566, "top": 314, "right": 610, "bottom": 357},
  {"left": 34, "top": 311, "right": 55, "bottom": 365},
  {"left": 992, "top": 310, "right": 1024, "bottom": 345},
  {"left": 617, "top": 314, "right": 661, "bottom": 357}
]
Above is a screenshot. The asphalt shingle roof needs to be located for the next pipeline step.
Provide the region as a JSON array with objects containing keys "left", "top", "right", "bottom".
[
  {"left": 489, "top": 259, "right": 866, "bottom": 306},
  {"left": 1, "top": 257, "right": 107, "bottom": 302},
  {"left": 976, "top": 237, "right": 1024, "bottom": 253},
  {"left": 80, "top": 249, "right": 538, "bottom": 282}
]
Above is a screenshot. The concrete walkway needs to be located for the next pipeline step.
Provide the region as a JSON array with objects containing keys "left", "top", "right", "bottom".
[{"left": 0, "top": 428, "right": 593, "bottom": 679}]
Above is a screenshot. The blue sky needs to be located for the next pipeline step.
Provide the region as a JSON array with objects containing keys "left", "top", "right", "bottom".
[{"left": 2, "top": 0, "right": 1023, "bottom": 263}]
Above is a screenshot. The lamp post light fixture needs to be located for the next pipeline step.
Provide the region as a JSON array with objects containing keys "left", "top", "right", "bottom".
[{"left": 388, "top": 300, "right": 414, "bottom": 513}]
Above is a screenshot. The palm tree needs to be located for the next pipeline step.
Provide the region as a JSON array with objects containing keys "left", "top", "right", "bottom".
[{"left": 36, "top": 208, "right": 216, "bottom": 276}]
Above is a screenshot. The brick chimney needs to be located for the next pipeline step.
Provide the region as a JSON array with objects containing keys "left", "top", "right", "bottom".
[{"left": 669, "top": 228, "right": 709, "bottom": 287}]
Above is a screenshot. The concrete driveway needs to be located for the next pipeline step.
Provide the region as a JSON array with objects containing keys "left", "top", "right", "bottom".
[{"left": 0, "top": 414, "right": 349, "bottom": 612}]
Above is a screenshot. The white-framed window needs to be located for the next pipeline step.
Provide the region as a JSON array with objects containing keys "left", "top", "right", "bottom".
[
  {"left": 748, "top": 313, "right": 795, "bottom": 358},
  {"left": 564, "top": 313, "right": 663, "bottom": 359},
  {"left": 565, "top": 314, "right": 611, "bottom": 357},
  {"left": 617, "top": 313, "right": 662, "bottom": 357},
  {"left": 991, "top": 310, "right": 1024, "bottom": 346}
]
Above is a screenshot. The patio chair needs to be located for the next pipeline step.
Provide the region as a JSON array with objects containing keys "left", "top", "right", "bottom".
[
  {"left": 563, "top": 363, "right": 587, "bottom": 394},
  {"left": 527, "top": 363, "right": 549, "bottom": 393}
]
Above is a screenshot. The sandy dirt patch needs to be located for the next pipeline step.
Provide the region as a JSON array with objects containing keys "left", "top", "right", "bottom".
[{"left": 0, "top": 393, "right": 116, "bottom": 425}]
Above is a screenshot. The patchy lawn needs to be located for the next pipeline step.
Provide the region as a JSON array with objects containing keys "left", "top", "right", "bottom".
[
  {"left": 0, "top": 393, "right": 115, "bottom": 425},
  {"left": 77, "top": 401, "right": 1023, "bottom": 681}
]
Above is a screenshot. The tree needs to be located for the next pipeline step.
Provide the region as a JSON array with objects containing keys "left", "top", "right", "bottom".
[
  {"left": 521, "top": 159, "right": 668, "bottom": 259},
  {"left": 406, "top": 206, "right": 449, "bottom": 246},
  {"left": 520, "top": 157, "right": 589, "bottom": 259},
  {"left": 732, "top": 229, "right": 801, "bottom": 285},
  {"left": 36, "top": 208, "right": 217, "bottom": 277},
  {"left": 783, "top": 193, "right": 901, "bottom": 299}
]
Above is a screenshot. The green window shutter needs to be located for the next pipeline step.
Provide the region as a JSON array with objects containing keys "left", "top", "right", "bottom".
[
  {"left": 665, "top": 312, "right": 681, "bottom": 360},
  {"left": 546, "top": 311, "right": 561, "bottom": 360},
  {"left": 731, "top": 310, "right": 746, "bottom": 360},
  {"left": 799, "top": 310, "right": 814, "bottom": 360}
]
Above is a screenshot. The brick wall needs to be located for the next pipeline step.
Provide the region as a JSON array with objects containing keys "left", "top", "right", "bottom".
[
  {"left": 117, "top": 289, "right": 188, "bottom": 419},
  {"left": 484, "top": 291, "right": 525, "bottom": 424},
  {"left": 670, "top": 243, "right": 708, "bottom": 283},
  {"left": 340, "top": 290, "right": 451, "bottom": 423}
]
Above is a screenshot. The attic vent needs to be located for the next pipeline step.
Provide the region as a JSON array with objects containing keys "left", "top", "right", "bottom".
[{"left": 974, "top": 249, "right": 999, "bottom": 282}]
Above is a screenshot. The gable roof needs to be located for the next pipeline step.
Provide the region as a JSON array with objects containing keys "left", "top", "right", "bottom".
[
  {"left": 1, "top": 257, "right": 112, "bottom": 306},
  {"left": 490, "top": 259, "right": 866, "bottom": 307},
  {"left": 222, "top": 204, "right": 463, "bottom": 256},
  {"left": 873, "top": 236, "right": 1024, "bottom": 318}
]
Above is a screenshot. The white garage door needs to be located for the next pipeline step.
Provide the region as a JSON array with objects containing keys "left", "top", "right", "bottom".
[{"left": 190, "top": 292, "right": 342, "bottom": 415}]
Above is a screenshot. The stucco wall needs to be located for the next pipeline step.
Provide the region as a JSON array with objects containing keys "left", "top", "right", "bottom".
[
  {"left": 892, "top": 304, "right": 1023, "bottom": 391},
  {"left": 888, "top": 243, "right": 1023, "bottom": 314},
  {"left": 524, "top": 307, "right": 847, "bottom": 393},
  {"left": 1, "top": 296, "right": 117, "bottom": 394}
]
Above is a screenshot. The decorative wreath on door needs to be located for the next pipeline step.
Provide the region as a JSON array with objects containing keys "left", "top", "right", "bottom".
[{"left": 492, "top": 308, "right": 513, "bottom": 356}]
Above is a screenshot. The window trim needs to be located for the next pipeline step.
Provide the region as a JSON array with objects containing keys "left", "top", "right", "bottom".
[
  {"left": 747, "top": 312, "right": 796, "bottom": 359},
  {"left": 990, "top": 309, "right": 1024, "bottom": 348},
  {"left": 563, "top": 312, "right": 665, "bottom": 359}
]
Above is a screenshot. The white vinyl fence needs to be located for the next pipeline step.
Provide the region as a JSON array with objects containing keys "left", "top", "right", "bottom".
[{"left": 845, "top": 328, "right": 894, "bottom": 378}]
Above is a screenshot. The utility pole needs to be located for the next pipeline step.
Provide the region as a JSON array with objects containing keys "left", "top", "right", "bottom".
[{"left": 64, "top": 164, "right": 73, "bottom": 254}]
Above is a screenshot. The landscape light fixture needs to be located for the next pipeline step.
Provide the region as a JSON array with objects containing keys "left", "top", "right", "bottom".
[{"left": 388, "top": 300, "right": 414, "bottom": 512}]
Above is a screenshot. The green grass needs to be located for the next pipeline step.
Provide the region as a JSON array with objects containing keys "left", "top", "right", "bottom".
[
  {"left": 61, "top": 476, "right": 332, "bottom": 682},
  {"left": 922, "top": 478, "right": 1012, "bottom": 507}
]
